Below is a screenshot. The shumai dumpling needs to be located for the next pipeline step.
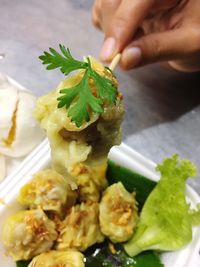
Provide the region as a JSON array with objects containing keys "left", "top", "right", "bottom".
[
  {"left": 17, "top": 169, "right": 77, "bottom": 214},
  {"left": 99, "top": 182, "right": 138, "bottom": 243},
  {"left": 70, "top": 161, "right": 108, "bottom": 202},
  {"left": 34, "top": 57, "right": 124, "bottom": 186},
  {"left": 2, "top": 209, "right": 57, "bottom": 260},
  {"left": 56, "top": 202, "right": 104, "bottom": 251},
  {"left": 28, "top": 250, "right": 85, "bottom": 267}
]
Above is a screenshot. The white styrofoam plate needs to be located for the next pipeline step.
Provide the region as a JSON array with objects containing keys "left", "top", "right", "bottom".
[{"left": 0, "top": 141, "right": 199, "bottom": 267}]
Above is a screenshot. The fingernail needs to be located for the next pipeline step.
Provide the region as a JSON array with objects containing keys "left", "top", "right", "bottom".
[
  {"left": 100, "top": 37, "right": 116, "bottom": 61},
  {"left": 123, "top": 47, "right": 142, "bottom": 68}
]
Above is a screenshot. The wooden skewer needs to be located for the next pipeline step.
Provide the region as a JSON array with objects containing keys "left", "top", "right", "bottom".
[{"left": 109, "top": 53, "right": 121, "bottom": 71}]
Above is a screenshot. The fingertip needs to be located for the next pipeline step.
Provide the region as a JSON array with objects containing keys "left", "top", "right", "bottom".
[
  {"left": 99, "top": 37, "right": 117, "bottom": 62},
  {"left": 121, "top": 47, "right": 142, "bottom": 69}
]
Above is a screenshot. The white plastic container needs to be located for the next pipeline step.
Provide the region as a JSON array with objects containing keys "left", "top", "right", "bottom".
[{"left": 0, "top": 141, "right": 199, "bottom": 267}]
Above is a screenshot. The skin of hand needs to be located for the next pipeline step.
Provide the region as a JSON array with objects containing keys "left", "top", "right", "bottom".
[{"left": 92, "top": 0, "right": 200, "bottom": 72}]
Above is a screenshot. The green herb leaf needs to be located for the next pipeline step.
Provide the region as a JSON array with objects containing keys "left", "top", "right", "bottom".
[
  {"left": 39, "top": 45, "right": 118, "bottom": 127},
  {"left": 57, "top": 69, "right": 103, "bottom": 127},
  {"left": 90, "top": 70, "right": 117, "bottom": 104},
  {"left": 124, "top": 154, "right": 197, "bottom": 257},
  {"left": 39, "top": 44, "right": 87, "bottom": 75}
]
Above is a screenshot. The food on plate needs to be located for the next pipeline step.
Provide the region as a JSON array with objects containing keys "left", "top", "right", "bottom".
[
  {"left": 70, "top": 162, "right": 108, "bottom": 202},
  {"left": 56, "top": 202, "right": 104, "bottom": 251},
  {"left": 28, "top": 250, "right": 85, "bottom": 267},
  {"left": 35, "top": 45, "right": 124, "bottom": 187},
  {"left": 99, "top": 182, "right": 138, "bottom": 243},
  {"left": 0, "top": 153, "right": 5, "bottom": 180},
  {"left": 2, "top": 209, "right": 57, "bottom": 260},
  {"left": 2, "top": 154, "right": 199, "bottom": 266},
  {"left": 0, "top": 73, "right": 45, "bottom": 180},
  {"left": 2, "top": 46, "right": 200, "bottom": 267},
  {"left": 124, "top": 155, "right": 197, "bottom": 256},
  {"left": 17, "top": 169, "right": 77, "bottom": 215},
  {"left": 1, "top": 46, "right": 129, "bottom": 265}
]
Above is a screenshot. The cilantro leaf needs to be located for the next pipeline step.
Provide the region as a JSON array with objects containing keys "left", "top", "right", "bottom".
[
  {"left": 57, "top": 70, "right": 102, "bottom": 127},
  {"left": 40, "top": 45, "right": 118, "bottom": 127},
  {"left": 90, "top": 70, "right": 117, "bottom": 104},
  {"left": 39, "top": 44, "right": 87, "bottom": 75}
]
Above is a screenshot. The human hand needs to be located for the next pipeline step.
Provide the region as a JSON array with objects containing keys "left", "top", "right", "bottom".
[{"left": 92, "top": 0, "right": 200, "bottom": 72}]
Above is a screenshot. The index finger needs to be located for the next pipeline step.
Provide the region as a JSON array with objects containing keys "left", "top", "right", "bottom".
[{"left": 100, "top": 0, "right": 155, "bottom": 61}]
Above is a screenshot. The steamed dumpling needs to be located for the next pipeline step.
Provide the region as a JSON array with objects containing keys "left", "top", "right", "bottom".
[
  {"left": 18, "top": 169, "right": 77, "bottom": 215},
  {"left": 34, "top": 57, "right": 124, "bottom": 186},
  {"left": 0, "top": 90, "right": 44, "bottom": 157},
  {"left": 34, "top": 74, "right": 93, "bottom": 178},
  {"left": 0, "top": 73, "right": 44, "bottom": 159},
  {"left": 56, "top": 202, "right": 104, "bottom": 251},
  {"left": 28, "top": 250, "right": 85, "bottom": 267},
  {"left": 2, "top": 209, "right": 58, "bottom": 260},
  {"left": 99, "top": 182, "right": 138, "bottom": 243},
  {"left": 70, "top": 161, "right": 108, "bottom": 202}
]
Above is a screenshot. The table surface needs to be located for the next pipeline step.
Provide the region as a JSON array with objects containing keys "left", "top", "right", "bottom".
[{"left": 0, "top": 0, "right": 200, "bottom": 193}]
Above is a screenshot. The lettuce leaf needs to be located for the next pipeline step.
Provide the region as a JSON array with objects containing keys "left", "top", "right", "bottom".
[
  {"left": 190, "top": 204, "right": 200, "bottom": 226},
  {"left": 124, "top": 154, "right": 197, "bottom": 256}
]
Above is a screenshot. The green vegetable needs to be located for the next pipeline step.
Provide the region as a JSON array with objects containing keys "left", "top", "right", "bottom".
[
  {"left": 124, "top": 154, "right": 197, "bottom": 256},
  {"left": 39, "top": 45, "right": 87, "bottom": 75},
  {"left": 39, "top": 45, "right": 117, "bottom": 127},
  {"left": 85, "top": 243, "right": 164, "bottom": 267},
  {"left": 189, "top": 204, "right": 200, "bottom": 226},
  {"left": 133, "top": 251, "right": 164, "bottom": 267},
  {"left": 107, "top": 160, "right": 156, "bottom": 209},
  {"left": 16, "top": 260, "right": 30, "bottom": 267}
]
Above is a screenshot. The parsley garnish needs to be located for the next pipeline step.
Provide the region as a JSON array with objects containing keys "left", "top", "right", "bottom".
[{"left": 39, "top": 44, "right": 117, "bottom": 127}]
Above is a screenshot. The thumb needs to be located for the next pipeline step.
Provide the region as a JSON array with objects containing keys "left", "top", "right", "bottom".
[
  {"left": 120, "top": 28, "right": 200, "bottom": 69},
  {"left": 100, "top": 0, "right": 154, "bottom": 62}
]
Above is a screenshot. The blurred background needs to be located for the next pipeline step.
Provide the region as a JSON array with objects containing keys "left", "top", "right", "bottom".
[{"left": 0, "top": 0, "right": 200, "bottom": 191}]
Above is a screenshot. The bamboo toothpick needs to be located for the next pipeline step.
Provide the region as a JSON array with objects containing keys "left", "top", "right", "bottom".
[{"left": 109, "top": 53, "right": 121, "bottom": 71}]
